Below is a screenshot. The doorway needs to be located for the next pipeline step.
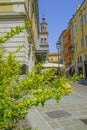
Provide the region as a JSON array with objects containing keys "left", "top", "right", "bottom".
[{"left": 85, "top": 63, "right": 87, "bottom": 79}]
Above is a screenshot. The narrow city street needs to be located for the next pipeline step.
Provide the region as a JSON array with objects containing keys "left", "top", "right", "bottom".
[
  {"left": 27, "top": 82, "right": 87, "bottom": 130},
  {"left": 1, "top": 1, "right": 87, "bottom": 130}
]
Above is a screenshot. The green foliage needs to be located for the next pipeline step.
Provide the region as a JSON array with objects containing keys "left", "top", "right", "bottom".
[
  {"left": 0, "top": 24, "right": 73, "bottom": 130},
  {"left": 67, "top": 73, "right": 84, "bottom": 83},
  {"left": 0, "top": 26, "right": 24, "bottom": 43}
]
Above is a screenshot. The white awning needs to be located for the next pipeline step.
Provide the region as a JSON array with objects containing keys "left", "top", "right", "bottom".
[
  {"left": 43, "top": 63, "right": 64, "bottom": 68},
  {"left": 66, "top": 64, "right": 74, "bottom": 71}
]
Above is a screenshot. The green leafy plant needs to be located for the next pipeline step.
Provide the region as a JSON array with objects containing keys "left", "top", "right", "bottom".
[{"left": 0, "top": 24, "right": 74, "bottom": 130}]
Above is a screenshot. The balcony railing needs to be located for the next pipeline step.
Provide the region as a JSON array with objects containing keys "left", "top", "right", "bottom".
[{"left": 68, "top": 45, "right": 75, "bottom": 53}]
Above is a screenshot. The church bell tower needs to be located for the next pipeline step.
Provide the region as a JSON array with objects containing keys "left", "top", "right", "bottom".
[{"left": 39, "top": 16, "right": 49, "bottom": 51}]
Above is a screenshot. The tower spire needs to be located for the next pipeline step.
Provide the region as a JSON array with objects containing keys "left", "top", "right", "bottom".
[{"left": 42, "top": 14, "right": 45, "bottom": 20}]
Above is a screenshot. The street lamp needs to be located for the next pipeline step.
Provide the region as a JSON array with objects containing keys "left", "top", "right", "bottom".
[{"left": 56, "top": 40, "right": 61, "bottom": 76}]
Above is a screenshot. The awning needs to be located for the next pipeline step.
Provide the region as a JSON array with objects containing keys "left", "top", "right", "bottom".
[
  {"left": 43, "top": 62, "right": 64, "bottom": 68},
  {"left": 66, "top": 64, "right": 74, "bottom": 71}
]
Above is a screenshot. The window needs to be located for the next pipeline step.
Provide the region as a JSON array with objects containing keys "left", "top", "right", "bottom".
[
  {"left": 80, "top": 39, "right": 83, "bottom": 49},
  {"left": 41, "top": 25, "right": 43, "bottom": 31},
  {"left": 85, "top": 35, "right": 87, "bottom": 47},
  {"left": 84, "top": 54, "right": 87, "bottom": 60},
  {"left": 84, "top": 14, "right": 87, "bottom": 23},
  {"left": 43, "top": 26, "right": 44, "bottom": 31},
  {"left": 77, "top": 57, "right": 79, "bottom": 63},
  {"left": 68, "top": 45, "right": 71, "bottom": 51},
  {"left": 44, "top": 38, "right": 46, "bottom": 43},
  {"left": 45, "top": 26, "right": 46, "bottom": 31},
  {"left": 21, "top": 64, "right": 28, "bottom": 75},
  {"left": 68, "top": 35, "right": 71, "bottom": 41},
  {"left": 42, "top": 26, "right": 46, "bottom": 31},
  {"left": 80, "top": 56, "right": 82, "bottom": 63},
  {"left": 28, "top": 0, "right": 30, "bottom": 16},
  {"left": 73, "top": 24, "right": 77, "bottom": 34},
  {"left": 41, "top": 38, "right": 43, "bottom": 42},
  {"left": 75, "top": 43, "right": 78, "bottom": 51},
  {"left": 79, "top": 18, "right": 82, "bottom": 27}
]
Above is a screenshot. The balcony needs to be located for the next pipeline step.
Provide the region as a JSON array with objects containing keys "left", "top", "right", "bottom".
[{"left": 68, "top": 45, "right": 75, "bottom": 53}]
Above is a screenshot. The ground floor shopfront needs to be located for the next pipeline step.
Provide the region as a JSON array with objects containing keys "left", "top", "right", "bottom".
[{"left": 76, "top": 60, "right": 87, "bottom": 79}]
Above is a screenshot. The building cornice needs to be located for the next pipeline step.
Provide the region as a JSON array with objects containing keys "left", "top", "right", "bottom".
[
  {"left": 40, "top": 44, "right": 49, "bottom": 46},
  {"left": 49, "top": 53, "right": 58, "bottom": 56},
  {"left": 69, "top": 0, "right": 86, "bottom": 24},
  {"left": 75, "top": 48, "right": 87, "bottom": 55},
  {"left": 40, "top": 32, "right": 48, "bottom": 34},
  {"left": 0, "top": 12, "right": 26, "bottom": 19},
  {"left": 0, "top": 1, "right": 25, "bottom": 5},
  {"left": 0, "top": 2, "right": 29, "bottom": 21}
]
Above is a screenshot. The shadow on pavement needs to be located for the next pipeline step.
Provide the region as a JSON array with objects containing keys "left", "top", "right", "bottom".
[{"left": 78, "top": 79, "right": 87, "bottom": 86}]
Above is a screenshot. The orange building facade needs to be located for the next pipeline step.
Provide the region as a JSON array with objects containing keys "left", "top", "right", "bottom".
[{"left": 64, "top": 27, "right": 72, "bottom": 68}]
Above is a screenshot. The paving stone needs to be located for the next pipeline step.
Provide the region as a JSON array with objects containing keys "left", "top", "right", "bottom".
[
  {"left": 72, "top": 118, "right": 84, "bottom": 125},
  {"left": 42, "top": 114, "right": 53, "bottom": 122},
  {"left": 53, "top": 128, "right": 64, "bottom": 130},
  {"left": 63, "top": 105, "right": 79, "bottom": 112},
  {"left": 48, "top": 121, "right": 61, "bottom": 129},
  {"left": 73, "top": 124, "right": 87, "bottom": 130},
  {"left": 81, "top": 110, "right": 87, "bottom": 116},
  {"left": 64, "top": 126, "right": 75, "bottom": 130},
  {"left": 70, "top": 111, "right": 85, "bottom": 118},
  {"left": 45, "top": 110, "right": 71, "bottom": 119},
  {"left": 58, "top": 118, "right": 78, "bottom": 127},
  {"left": 56, "top": 117, "right": 71, "bottom": 121}
]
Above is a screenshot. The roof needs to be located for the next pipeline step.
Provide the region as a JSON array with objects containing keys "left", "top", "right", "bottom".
[{"left": 48, "top": 53, "right": 59, "bottom": 56}]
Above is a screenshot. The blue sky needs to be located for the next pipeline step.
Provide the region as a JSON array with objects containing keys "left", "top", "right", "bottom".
[{"left": 38, "top": 0, "right": 84, "bottom": 52}]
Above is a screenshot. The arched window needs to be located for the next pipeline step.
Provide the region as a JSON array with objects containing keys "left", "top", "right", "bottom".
[
  {"left": 43, "top": 26, "right": 44, "bottom": 31},
  {"left": 44, "top": 26, "right": 46, "bottom": 31},
  {"left": 80, "top": 56, "right": 82, "bottom": 63},
  {"left": 44, "top": 38, "right": 46, "bottom": 43},
  {"left": 41, "top": 38, "right": 43, "bottom": 42},
  {"left": 51, "top": 58, "right": 53, "bottom": 61}
]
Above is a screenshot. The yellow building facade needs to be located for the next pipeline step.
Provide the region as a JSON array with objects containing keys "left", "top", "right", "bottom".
[
  {"left": 70, "top": 0, "right": 87, "bottom": 78},
  {"left": 48, "top": 53, "right": 59, "bottom": 63}
]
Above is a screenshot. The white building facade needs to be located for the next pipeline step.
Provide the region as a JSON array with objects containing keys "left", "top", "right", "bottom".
[{"left": 0, "top": 0, "right": 39, "bottom": 73}]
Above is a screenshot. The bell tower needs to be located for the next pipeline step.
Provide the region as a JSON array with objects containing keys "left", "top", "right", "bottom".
[{"left": 39, "top": 16, "right": 49, "bottom": 51}]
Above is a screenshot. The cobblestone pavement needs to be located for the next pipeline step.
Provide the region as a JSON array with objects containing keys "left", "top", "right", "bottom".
[{"left": 26, "top": 82, "right": 87, "bottom": 130}]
